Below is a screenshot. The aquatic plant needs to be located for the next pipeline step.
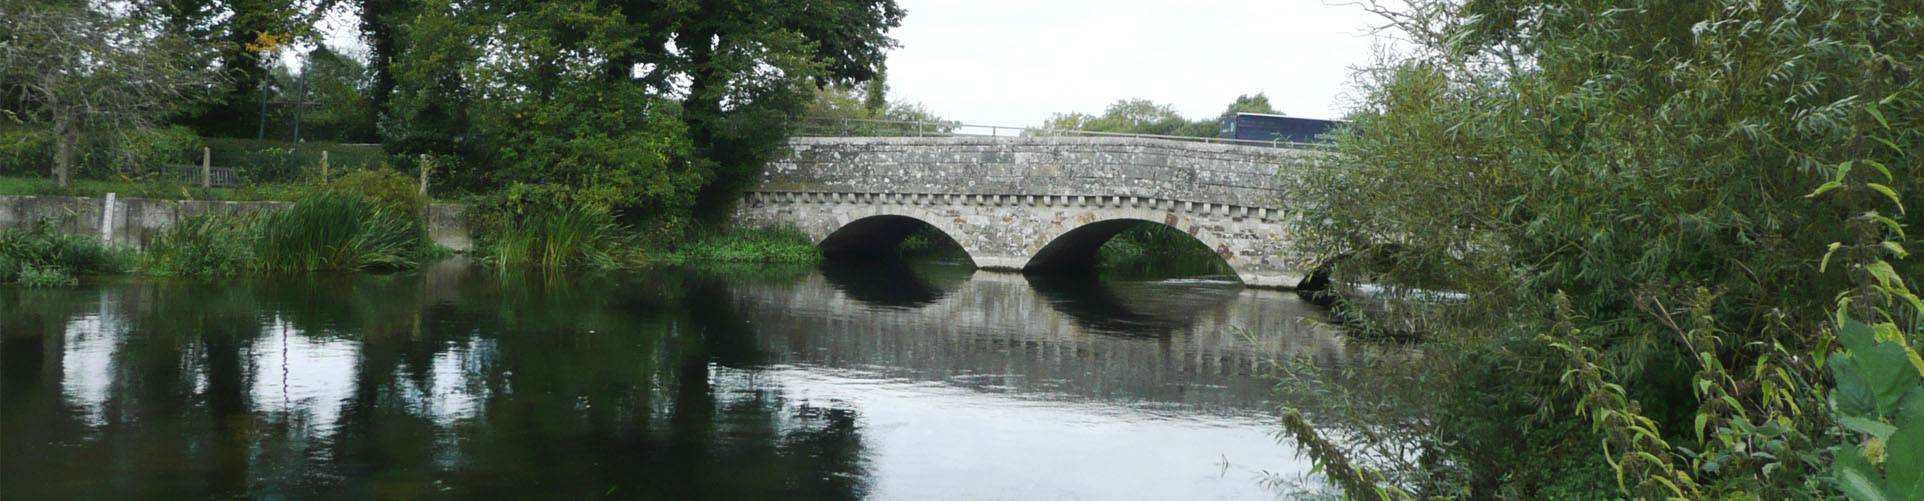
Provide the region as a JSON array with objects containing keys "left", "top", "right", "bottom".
[
  {"left": 479, "top": 204, "right": 632, "bottom": 268},
  {"left": 667, "top": 227, "right": 821, "bottom": 264},
  {"left": 14, "top": 264, "right": 78, "bottom": 287},
  {"left": 254, "top": 191, "right": 436, "bottom": 273},
  {"left": 141, "top": 214, "right": 256, "bottom": 276},
  {"left": 0, "top": 225, "right": 133, "bottom": 285}
]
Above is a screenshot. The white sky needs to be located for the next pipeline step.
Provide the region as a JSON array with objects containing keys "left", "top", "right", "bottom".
[
  {"left": 306, "top": 1, "right": 1389, "bottom": 126},
  {"left": 883, "top": 0, "right": 1389, "bottom": 126}
]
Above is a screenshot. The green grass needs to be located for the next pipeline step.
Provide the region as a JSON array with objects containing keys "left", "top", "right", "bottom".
[
  {"left": 0, "top": 175, "right": 315, "bottom": 202},
  {"left": 660, "top": 227, "right": 822, "bottom": 265}
]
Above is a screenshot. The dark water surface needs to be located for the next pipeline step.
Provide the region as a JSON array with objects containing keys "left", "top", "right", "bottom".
[{"left": 2, "top": 260, "right": 1359, "bottom": 499}]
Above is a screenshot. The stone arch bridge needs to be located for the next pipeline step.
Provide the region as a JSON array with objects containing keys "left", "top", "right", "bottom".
[{"left": 731, "top": 136, "right": 1323, "bottom": 288}]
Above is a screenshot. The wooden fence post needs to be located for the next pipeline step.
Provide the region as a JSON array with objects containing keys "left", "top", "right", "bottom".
[
  {"left": 320, "top": 150, "right": 330, "bottom": 184},
  {"left": 201, "top": 147, "right": 211, "bottom": 188},
  {"left": 418, "top": 154, "right": 431, "bottom": 195}
]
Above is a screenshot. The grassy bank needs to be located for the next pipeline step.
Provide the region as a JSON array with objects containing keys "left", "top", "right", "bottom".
[
  {"left": 0, "top": 175, "right": 315, "bottom": 202},
  {"left": 2, "top": 173, "right": 447, "bottom": 286}
]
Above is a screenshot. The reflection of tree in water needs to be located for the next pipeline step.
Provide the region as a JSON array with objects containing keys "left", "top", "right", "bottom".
[
  {"left": 0, "top": 265, "right": 870, "bottom": 499},
  {"left": 1024, "top": 271, "right": 1242, "bottom": 337},
  {"left": 818, "top": 257, "right": 971, "bottom": 310}
]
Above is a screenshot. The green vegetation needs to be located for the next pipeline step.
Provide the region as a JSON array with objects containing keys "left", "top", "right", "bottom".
[
  {"left": 1095, "top": 224, "right": 1234, "bottom": 280},
  {"left": 141, "top": 215, "right": 256, "bottom": 277},
  {"left": 1042, "top": 94, "right": 1279, "bottom": 137},
  {"left": 476, "top": 205, "right": 632, "bottom": 268},
  {"left": 254, "top": 192, "right": 440, "bottom": 273},
  {"left": 1277, "top": 0, "right": 1924, "bottom": 498},
  {"left": 658, "top": 227, "right": 823, "bottom": 265},
  {"left": 0, "top": 175, "right": 316, "bottom": 202},
  {"left": 0, "top": 226, "right": 134, "bottom": 286}
]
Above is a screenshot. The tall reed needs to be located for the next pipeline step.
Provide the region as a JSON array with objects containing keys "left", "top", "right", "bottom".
[
  {"left": 141, "top": 214, "right": 256, "bottom": 276},
  {"left": 481, "top": 205, "right": 631, "bottom": 268},
  {"left": 254, "top": 191, "right": 434, "bottom": 273}
]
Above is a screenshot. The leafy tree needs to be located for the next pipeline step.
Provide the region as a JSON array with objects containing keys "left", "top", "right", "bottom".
[
  {"left": 1042, "top": 94, "right": 1279, "bottom": 138},
  {"left": 1218, "top": 93, "right": 1279, "bottom": 118},
  {"left": 291, "top": 46, "right": 379, "bottom": 142},
  {"left": 371, "top": 0, "right": 905, "bottom": 228},
  {"left": 0, "top": 2, "right": 224, "bottom": 186},
  {"left": 1281, "top": 0, "right": 1924, "bottom": 497}
]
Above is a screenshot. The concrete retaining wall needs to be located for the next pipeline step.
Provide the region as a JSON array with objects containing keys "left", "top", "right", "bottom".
[{"left": 0, "top": 195, "right": 472, "bottom": 251}]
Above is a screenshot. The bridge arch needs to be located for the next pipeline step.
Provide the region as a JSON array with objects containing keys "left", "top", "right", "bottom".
[
  {"left": 1023, "top": 218, "right": 1238, "bottom": 281},
  {"left": 811, "top": 213, "right": 979, "bottom": 266}
]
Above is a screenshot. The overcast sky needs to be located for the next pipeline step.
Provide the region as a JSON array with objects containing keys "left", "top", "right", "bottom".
[
  {"left": 883, "top": 0, "right": 1389, "bottom": 127},
  {"left": 311, "top": 1, "right": 1388, "bottom": 127}
]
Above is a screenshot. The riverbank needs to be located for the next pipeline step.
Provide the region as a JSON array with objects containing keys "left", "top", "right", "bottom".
[{"left": 1, "top": 190, "right": 824, "bottom": 287}]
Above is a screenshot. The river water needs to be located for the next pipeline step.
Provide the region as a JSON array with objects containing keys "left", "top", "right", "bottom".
[{"left": 2, "top": 259, "right": 1360, "bottom": 499}]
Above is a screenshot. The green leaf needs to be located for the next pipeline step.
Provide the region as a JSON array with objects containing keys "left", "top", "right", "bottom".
[
  {"left": 1840, "top": 415, "right": 1898, "bottom": 439},
  {"left": 1899, "top": 388, "right": 1924, "bottom": 429},
  {"left": 1873, "top": 136, "right": 1904, "bottom": 155},
  {"left": 1866, "top": 262, "right": 1904, "bottom": 289},
  {"left": 1839, "top": 160, "right": 1856, "bottom": 181},
  {"left": 1823, "top": 242, "right": 1845, "bottom": 272},
  {"left": 1867, "top": 184, "right": 1906, "bottom": 214},
  {"left": 1870, "top": 214, "right": 1908, "bottom": 239},
  {"left": 1847, "top": 323, "right": 1924, "bottom": 418},
  {"left": 1887, "top": 424, "right": 1924, "bottom": 501},
  {"left": 1869, "top": 104, "right": 1891, "bottom": 129},
  {"left": 1810, "top": 181, "right": 1846, "bottom": 198},
  {"left": 1884, "top": 241, "right": 1911, "bottom": 259},
  {"left": 1836, "top": 355, "right": 1879, "bottom": 417},
  {"left": 1867, "top": 159, "right": 1895, "bottom": 182},
  {"left": 1834, "top": 444, "right": 1892, "bottom": 501}
]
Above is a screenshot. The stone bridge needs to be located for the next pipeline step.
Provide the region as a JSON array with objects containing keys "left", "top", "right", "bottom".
[{"left": 731, "top": 136, "right": 1322, "bottom": 288}]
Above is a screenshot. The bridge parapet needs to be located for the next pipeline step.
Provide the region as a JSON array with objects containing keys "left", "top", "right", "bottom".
[{"left": 762, "top": 136, "right": 1319, "bottom": 209}]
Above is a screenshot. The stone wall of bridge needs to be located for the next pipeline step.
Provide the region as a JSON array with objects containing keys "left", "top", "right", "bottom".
[{"left": 733, "top": 136, "right": 1324, "bottom": 288}]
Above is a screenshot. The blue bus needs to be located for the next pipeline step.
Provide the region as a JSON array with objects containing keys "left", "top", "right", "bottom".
[{"left": 1218, "top": 112, "right": 1341, "bottom": 145}]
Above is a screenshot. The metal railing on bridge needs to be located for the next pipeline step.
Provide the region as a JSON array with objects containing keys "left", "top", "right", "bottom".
[{"left": 792, "top": 117, "right": 1334, "bottom": 151}]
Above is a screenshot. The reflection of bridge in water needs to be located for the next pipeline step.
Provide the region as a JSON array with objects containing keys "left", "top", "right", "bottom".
[{"left": 728, "top": 269, "right": 1351, "bottom": 413}]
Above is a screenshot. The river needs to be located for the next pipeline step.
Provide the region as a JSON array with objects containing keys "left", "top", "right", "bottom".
[{"left": 2, "top": 259, "right": 1365, "bottom": 499}]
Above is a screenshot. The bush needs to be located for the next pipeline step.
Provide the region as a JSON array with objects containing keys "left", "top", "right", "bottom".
[
  {"left": 255, "top": 191, "right": 437, "bottom": 273},
  {"left": 0, "top": 125, "right": 196, "bottom": 180},
  {"left": 0, "top": 126, "right": 54, "bottom": 177},
  {"left": 0, "top": 225, "right": 133, "bottom": 285},
  {"left": 15, "top": 264, "right": 77, "bottom": 287},
  {"left": 142, "top": 215, "right": 256, "bottom": 276},
  {"left": 326, "top": 169, "right": 427, "bottom": 215}
]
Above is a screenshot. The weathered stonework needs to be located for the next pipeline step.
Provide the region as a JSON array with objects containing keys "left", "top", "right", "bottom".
[{"left": 732, "top": 136, "right": 1324, "bottom": 288}]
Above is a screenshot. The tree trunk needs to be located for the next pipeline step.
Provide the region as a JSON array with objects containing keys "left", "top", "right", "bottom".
[{"left": 52, "top": 115, "right": 75, "bottom": 187}]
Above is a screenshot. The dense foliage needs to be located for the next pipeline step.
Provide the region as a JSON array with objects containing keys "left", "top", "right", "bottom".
[
  {"left": 1281, "top": 0, "right": 1924, "bottom": 498},
  {"left": 5, "top": 0, "right": 905, "bottom": 235},
  {"left": 0, "top": 226, "right": 134, "bottom": 286}
]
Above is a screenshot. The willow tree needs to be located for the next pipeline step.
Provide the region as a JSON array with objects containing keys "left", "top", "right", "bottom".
[
  {"left": 0, "top": 3, "right": 223, "bottom": 186},
  {"left": 1284, "top": 0, "right": 1923, "bottom": 497}
]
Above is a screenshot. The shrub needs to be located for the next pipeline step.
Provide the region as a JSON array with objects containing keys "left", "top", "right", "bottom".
[
  {"left": 326, "top": 169, "right": 427, "bottom": 215},
  {"left": 15, "top": 264, "right": 77, "bottom": 287},
  {"left": 0, "top": 225, "right": 133, "bottom": 285},
  {"left": 142, "top": 215, "right": 256, "bottom": 276},
  {"left": 255, "top": 191, "right": 436, "bottom": 273}
]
